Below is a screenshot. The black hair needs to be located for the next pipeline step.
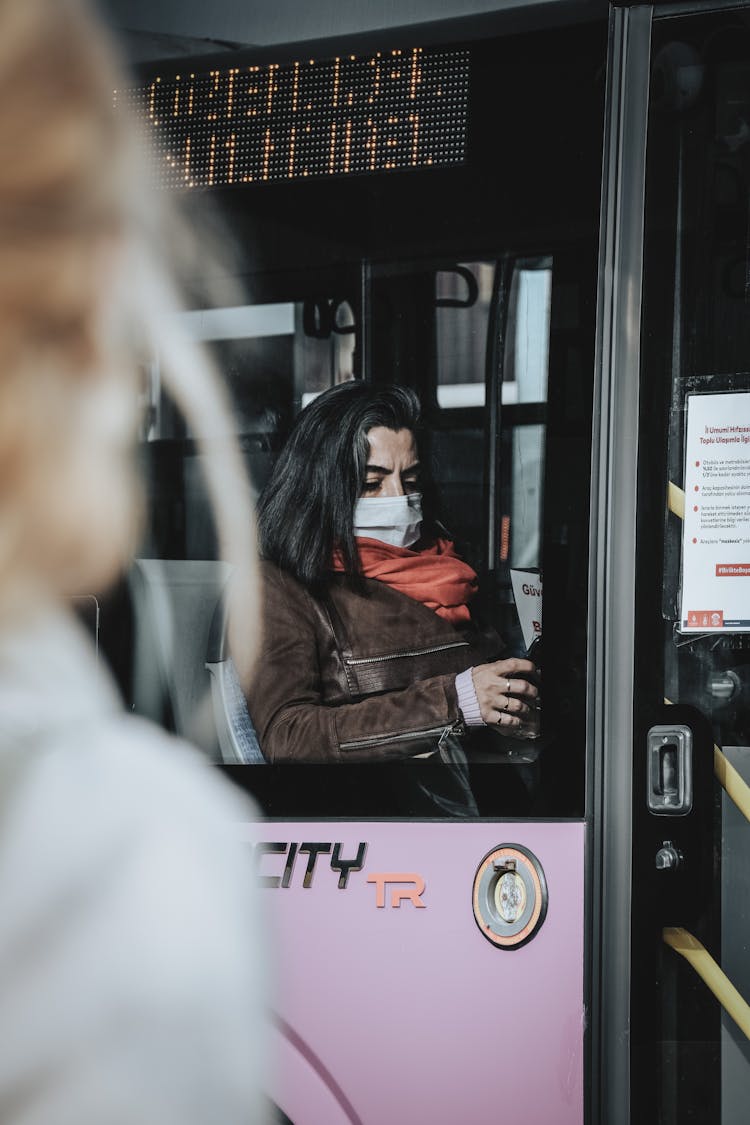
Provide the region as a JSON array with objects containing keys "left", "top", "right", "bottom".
[{"left": 258, "top": 381, "right": 422, "bottom": 588}]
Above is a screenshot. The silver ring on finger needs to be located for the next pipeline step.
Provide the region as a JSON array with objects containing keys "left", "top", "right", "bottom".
[{"left": 506, "top": 678, "right": 511, "bottom": 693}]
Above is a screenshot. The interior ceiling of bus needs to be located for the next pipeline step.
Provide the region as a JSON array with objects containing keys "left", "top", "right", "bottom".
[{"left": 97, "top": 0, "right": 581, "bottom": 61}]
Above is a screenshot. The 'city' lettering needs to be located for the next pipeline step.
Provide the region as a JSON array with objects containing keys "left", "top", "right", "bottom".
[
  {"left": 250, "top": 843, "right": 427, "bottom": 907},
  {"left": 251, "top": 842, "right": 368, "bottom": 889}
]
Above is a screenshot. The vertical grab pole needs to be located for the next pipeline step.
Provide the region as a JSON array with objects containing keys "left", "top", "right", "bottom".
[
  {"left": 484, "top": 255, "right": 513, "bottom": 580},
  {"left": 588, "top": 5, "right": 653, "bottom": 1125},
  {"left": 357, "top": 257, "right": 372, "bottom": 383}
]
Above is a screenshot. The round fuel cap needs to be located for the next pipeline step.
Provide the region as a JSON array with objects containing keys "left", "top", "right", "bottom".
[{"left": 472, "top": 844, "right": 548, "bottom": 949}]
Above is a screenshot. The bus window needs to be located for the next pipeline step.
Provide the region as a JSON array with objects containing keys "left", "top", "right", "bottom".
[
  {"left": 187, "top": 303, "right": 296, "bottom": 441},
  {"left": 123, "top": 240, "right": 591, "bottom": 816},
  {"left": 434, "top": 259, "right": 552, "bottom": 413},
  {"left": 104, "top": 12, "right": 604, "bottom": 826},
  {"left": 119, "top": 233, "right": 592, "bottom": 812},
  {"left": 298, "top": 299, "right": 357, "bottom": 408},
  {"left": 434, "top": 258, "right": 551, "bottom": 574},
  {"left": 509, "top": 423, "right": 544, "bottom": 569},
  {"left": 502, "top": 260, "right": 551, "bottom": 575},
  {"left": 505, "top": 263, "right": 551, "bottom": 406},
  {"left": 435, "top": 263, "right": 491, "bottom": 409}
]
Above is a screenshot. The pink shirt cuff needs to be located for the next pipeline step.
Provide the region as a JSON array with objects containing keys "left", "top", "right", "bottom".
[{"left": 455, "top": 667, "right": 485, "bottom": 727}]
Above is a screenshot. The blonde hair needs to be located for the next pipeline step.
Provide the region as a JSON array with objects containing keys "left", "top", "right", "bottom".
[{"left": 0, "top": 0, "right": 258, "bottom": 676}]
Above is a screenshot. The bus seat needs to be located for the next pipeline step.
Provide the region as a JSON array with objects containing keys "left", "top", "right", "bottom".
[
  {"left": 205, "top": 596, "right": 265, "bottom": 765},
  {"left": 128, "top": 558, "right": 234, "bottom": 761}
]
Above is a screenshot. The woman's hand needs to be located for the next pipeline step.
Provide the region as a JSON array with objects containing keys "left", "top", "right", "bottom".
[{"left": 471, "top": 658, "right": 539, "bottom": 735}]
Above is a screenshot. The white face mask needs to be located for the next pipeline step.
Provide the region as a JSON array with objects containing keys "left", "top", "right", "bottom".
[{"left": 353, "top": 493, "right": 423, "bottom": 548}]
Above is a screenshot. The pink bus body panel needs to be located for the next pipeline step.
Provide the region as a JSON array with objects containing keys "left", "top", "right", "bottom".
[{"left": 248, "top": 821, "right": 585, "bottom": 1125}]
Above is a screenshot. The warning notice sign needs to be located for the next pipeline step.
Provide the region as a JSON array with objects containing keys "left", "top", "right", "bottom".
[
  {"left": 510, "top": 568, "right": 542, "bottom": 651},
  {"left": 680, "top": 391, "right": 750, "bottom": 632}
]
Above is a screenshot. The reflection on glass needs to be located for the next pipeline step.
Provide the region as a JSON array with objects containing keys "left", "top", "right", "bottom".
[
  {"left": 435, "top": 262, "right": 491, "bottom": 409},
  {"left": 506, "top": 266, "right": 551, "bottom": 405},
  {"left": 435, "top": 260, "right": 551, "bottom": 410},
  {"left": 299, "top": 299, "right": 356, "bottom": 408},
  {"left": 511, "top": 425, "right": 544, "bottom": 569}
]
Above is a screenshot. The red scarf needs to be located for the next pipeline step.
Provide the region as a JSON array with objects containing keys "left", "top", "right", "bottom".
[{"left": 332, "top": 537, "right": 478, "bottom": 625}]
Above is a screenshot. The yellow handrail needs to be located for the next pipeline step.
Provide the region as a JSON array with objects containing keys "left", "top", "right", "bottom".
[
  {"left": 661, "top": 490, "right": 750, "bottom": 1037},
  {"left": 667, "top": 480, "right": 685, "bottom": 520},
  {"left": 663, "top": 708, "right": 750, "bottom": 827},
  {"left": 713, "top": 745, "right": 750, "bottom": 826},
  {"left": 663, "top": 928, "right": 750, "bottom": 1041}
]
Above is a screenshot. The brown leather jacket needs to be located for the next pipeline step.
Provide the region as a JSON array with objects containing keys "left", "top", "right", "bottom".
[{"left": 247, "top": 561, "right": 500, "bottom": 763}]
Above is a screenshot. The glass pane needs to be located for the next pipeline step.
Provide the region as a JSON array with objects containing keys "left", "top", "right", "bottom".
[
  {"left": 111, "top": 237, "right": 593, "bottom": 819},
  {"left": 494, "top": 261, "right": 550, "bottom": 642},
  {"left": 510, "top": 424, "right": 544, "bottom": 569},
  {"left": 505, "top": 263, "right": 552, "bottom": 405},
  {"left": 435, "top": 262, "right": 491, "bottom": 409},
  {"left": 297, "top": 299, "right": 357, "bottom": 407},
  {"left": 435, "top": 260, "right": 552, "bottom": 410},
  {"left": 106, "top": 282, "right": 360, "bottom": 770}
]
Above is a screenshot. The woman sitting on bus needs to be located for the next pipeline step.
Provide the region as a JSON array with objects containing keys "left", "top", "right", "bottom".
[{"left": 247, "top": 381, "right": 538, "bottom": 767}]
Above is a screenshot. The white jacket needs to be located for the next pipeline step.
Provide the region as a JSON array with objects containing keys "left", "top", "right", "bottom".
[{"left": 0, "top": 607, "right": 267, "bottom": 1124}]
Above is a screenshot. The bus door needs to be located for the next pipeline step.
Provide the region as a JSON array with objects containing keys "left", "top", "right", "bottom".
[
  {"left": 596, "top": 4, "right": 750, "bottom": 1122},
  {"left": 115, "top": 11, "right": 608, "bottom": 1123}
]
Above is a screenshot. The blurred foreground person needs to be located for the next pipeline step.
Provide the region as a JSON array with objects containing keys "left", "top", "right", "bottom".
[{"left": 0, "top": 2, "right": 266, "bottom": 1122}]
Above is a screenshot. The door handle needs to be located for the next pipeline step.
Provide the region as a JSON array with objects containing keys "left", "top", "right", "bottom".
[{"left": 647, "top": 724, "right": 693, "bottom": 815}]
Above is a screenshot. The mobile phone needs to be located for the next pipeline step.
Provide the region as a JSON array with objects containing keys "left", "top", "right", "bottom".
[{"left": 527, "top": 635, "right": 542, "bottom": 670}]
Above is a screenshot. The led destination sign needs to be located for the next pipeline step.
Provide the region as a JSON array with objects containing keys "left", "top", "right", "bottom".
[{"left": 122, "top": 46, "right": 469, "bottom": 189}]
